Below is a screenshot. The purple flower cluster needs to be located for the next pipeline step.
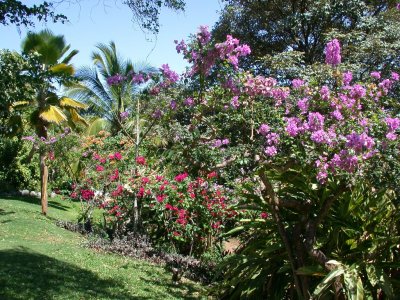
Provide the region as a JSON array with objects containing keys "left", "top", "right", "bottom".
[
  {"left": 107, "top": 74, "right": 126, "bottom": 86},
  {"left": 213, "top": 138, "right": 230, "bottom": 148},
  {"left": 160, "top": 64, "right": 179, "bottom": 84},
  {"left": 325, "top": 39, "right": 341, "bottom": 66}
]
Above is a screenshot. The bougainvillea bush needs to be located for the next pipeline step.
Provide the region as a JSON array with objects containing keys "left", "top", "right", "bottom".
[
  {"left": 70, "top": 131, "right": 241, "bottom": 256},
  {"left": 65, "top": 22, "right": 400, "bottom": 298},
  {"left": 129, "top": 27, "right": 400, "bottom": 298}
]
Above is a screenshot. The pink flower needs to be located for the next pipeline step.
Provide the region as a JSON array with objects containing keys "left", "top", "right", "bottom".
[
  {"left": 136, "top": 156, "right": 146, "bottom": 165},
  {"left": 325, "top": 39, "right": 341, "bottom": 66},
  {"left": 370, "top": 71, "right": 381, "bottom": 79},
  {"left": 258, "top": 124, "right": 270, "bottom": 136},
  {"left": 264, "top": 146, "right": 277, "bottom": 157},
  {"left": 108, "top": 153, "right": 115, "bottom": 160},
  {"left": 142, "top": 177, "right": 150, "bottom": 184},
  {"left": 81, "top": 189, "right": 95, "bottom": 201},
  {"left": 391, "top": 72, "right": 399, "bottom": 81},
  {"left": 156, "top": 194, "right": 166, "bottom": 203},
  {"left": 96, "top": 165, "right": 104, "bottom": 172},
  {"left": 114, "top": 152, "right": 122, "bottom": 160},
  {"left": 174, "top": 172, "right": 188, "bottom": 182},
  {"left": 109, "top": 169, "right": 119, "bottom": 181},
  {"left": 260, "top": 212, "right": 269, "bottom": 219}
]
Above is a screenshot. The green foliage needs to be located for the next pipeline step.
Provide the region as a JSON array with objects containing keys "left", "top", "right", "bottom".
[
  {"left": 213, "top": 0, "right": 400, "bottom": 78},
  {"left": 0, "top": 0, "right": 67, "bottom": 27},
  {"left": 0, "top": 137, "right": 39, "bottom": 191},
  {"left": 123, "top": 0, "right": 185, "bottom": 33}
]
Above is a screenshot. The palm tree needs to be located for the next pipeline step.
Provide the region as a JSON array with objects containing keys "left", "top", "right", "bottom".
[
  {"left": 67, "top": 41, "right": 155, "bottom": 133},
  {"left": 22, "top": 29, "right": 87, "bottom": 215}
]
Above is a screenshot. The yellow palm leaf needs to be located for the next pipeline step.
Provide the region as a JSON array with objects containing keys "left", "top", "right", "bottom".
[
  {"left": 39, "top": 105, "right": 67, "bottom": 124},
  {"left": 70, "top": 108, "right": 89, "bottom": 126},
  {"left": 49, "top": 63, "right": 75, "bottom": 76},
  {"left": 60, "top": 97, "right": 88, "bottom": 109}
]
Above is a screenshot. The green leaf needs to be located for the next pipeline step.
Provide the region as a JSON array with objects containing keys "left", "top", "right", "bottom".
[{"left": 312, "top": 267, "right": 345, "bottom": 298}]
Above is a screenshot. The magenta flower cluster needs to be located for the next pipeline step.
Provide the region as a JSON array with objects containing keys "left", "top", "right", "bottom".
[{"left": 325, "top": 39, "right": 341, "bottom": 66}]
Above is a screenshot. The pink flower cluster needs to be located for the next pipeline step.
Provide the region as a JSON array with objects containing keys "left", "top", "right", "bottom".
[{"left": 325, "top": 39, "right": 341, "bottom": 66}]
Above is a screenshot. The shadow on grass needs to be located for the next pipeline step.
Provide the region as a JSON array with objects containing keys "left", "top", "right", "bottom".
[
  {"left": 0, "top": 247, "right": 140, "bottom": 300},
  {"left": 138, "top": 270, "right": 205, "bottom": 299},
  {"left": 1, "top": 195, "right": 70, "bottom": 211}
]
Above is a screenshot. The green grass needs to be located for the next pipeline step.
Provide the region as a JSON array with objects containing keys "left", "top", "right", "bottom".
[{"left": 0, "top": 196, "right": 206, "bottom": 299}]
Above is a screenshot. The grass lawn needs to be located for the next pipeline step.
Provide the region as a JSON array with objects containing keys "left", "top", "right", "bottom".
[{"left": 0, "top": 196, "right": 206, "bottom": 299}]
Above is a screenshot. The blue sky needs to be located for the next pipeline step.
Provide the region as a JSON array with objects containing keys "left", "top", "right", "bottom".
[{"left": 0, "top": 0, "right": 224, "bottom": 73}]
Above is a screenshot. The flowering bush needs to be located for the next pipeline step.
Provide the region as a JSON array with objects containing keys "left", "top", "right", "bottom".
[{"left": 70, "top": 132, "right": 240, "bottom": 256}]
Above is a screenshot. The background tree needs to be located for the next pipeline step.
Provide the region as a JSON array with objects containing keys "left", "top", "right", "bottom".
[
  {"left": 0, "top": 0, "right": 67, "bottom": 27},
  {"left": 22, "top": 29, "right": 87, "bottom": 215},
  {"left": 67, "top": 41, "right": 155, "bottom": 134},
  {"left": 212, "top": 0, "right": 400, "bottom": 78}
]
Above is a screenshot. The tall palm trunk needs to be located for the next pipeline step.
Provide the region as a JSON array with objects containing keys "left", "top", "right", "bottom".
[{"left": 37, "top": 94, "right": 49, "bottom": 215}]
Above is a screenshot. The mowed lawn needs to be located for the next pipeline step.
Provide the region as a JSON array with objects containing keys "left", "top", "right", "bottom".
[{"left": 0, "top": 196, "right": 205, "bottom": 299}]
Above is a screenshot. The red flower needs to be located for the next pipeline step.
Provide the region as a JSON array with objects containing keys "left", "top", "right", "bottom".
[
  {"left": 141, "top": 177, "right": 150, "bottom": 184},
  {"left": 173, "top": 231, "right": 181, "bottom": 236},
  {"left": 174, "top": 172, "right": 188, "bottom": 182},
  {"left": 136, "top": 156, "right": 146, "bottom": 165},
  {"left": 207, "top": 171, "right": 217, "bottom": 179},
  {"left": 111, "top": 185, "right": 124, "bottom": 197},
  {"left": 260, "top": 212, "right": 269, "bottom": 219},
  {"left": 114, "top": 152, "right": 122, "bottom": 160},
  {"left": 96, "top": 165, "right": 104, "bottom": 172},
  {"left": 108, "top": 153, "right": 115, "bottom": 160},
  {"left": 109, "top": 169, "right": 119, "bottom": 181},
  {"left": 81, "top": 189, "right": 95, "bottom": 201},
  {"left": 70, "top": 192, "right": 77, "bottom": 199},
  {"left": 100, "top": 158, "right": 106, "bottom": 164},
  {"left": 156, "top": 194, "right": 166, "bottom": 203}
]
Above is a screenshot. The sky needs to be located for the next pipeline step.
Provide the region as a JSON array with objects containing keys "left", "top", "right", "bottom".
[{"left": 0, "top": 0, "right": 224, "bottom": 73}]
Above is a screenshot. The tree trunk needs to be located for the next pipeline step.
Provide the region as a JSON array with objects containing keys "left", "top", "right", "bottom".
[
  {"left": 39, "top": 149, "right": 48, "bottom": 215},
  {"left": 37, "top": 119, "right": 48, "bottom": 216}
]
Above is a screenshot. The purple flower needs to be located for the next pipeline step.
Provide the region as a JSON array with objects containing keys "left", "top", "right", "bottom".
[
  {"left": 385, "top": 117, "right": 400, "bottom": 131},
  {"left": 370, "top": 71, "right": 381, "bottom": 79},
  {"left": 292, "top": 79, "right": 305, "bottom": 89},
  {"left": 152, "top": 109, "right": 163, "bottom": 119},
  {"left": 342, "top": 71, "right": 353, "bottom": 86},
  {"left": 331, "top": 110, "right": 343, "bottom": 121},
  {"left": 311, "top": 130, "right": 329, "bottom": 144},
  {"left": 297, "top": 97, "right": 309, "bottom": 113},
  {"left": 230, "top": 96, "right": 240, "bottom": 109},
  {"left": 266, "top": 132, "right": 280, "bottom": 145},
  {"left": 120, "top": 111, "right": 129, "bottom": 120},
  {"left": 346, "top": 132, "right": 375, "bottom": 152},
  {"left": 132, "top": 73, "right": 145, "bottom": 84},
  {"left": 308, "top": 112, "right": 325, "bottom": 131},
  {"left": 174, "top": 39, "right": 187, "bottom": 54},
  {"left": 258, "top": 124, "right": 270, "bottom": 136},
  {"left": 107, "top": 74, "right": 126, "bottom": 86},
  {"left": 235, "top": 44, "right": 251, "bottom": 56},
  {"left": 197, "top": 25, "right": 211, "bottom": 45},
  {"left": 285, "top": 117, "right": 302, "bottom": 137},
  {"left": 160, "top": 64, "right": 179, "bottom": 83},
  {"left": 349, "top": 84, "right": 366, "bottom": 99},
  {"left": 222, "top": 138, "right": 230, "bottom": 145},
  {"left": 183, "top": 97, "right": 195, "bottom": 107},
  {"left": 392, "top": 72, "right": 399, "bottom": 81},
  {"left": 397, "top": 3, "right": 400, "bottom": 10},
  {"left": 170, "top": 100, "right": 177, "bottom": 110},
  {"left": 386, "top": 132, "right": 397, "bottom": 140},
  {"left": 264, "top": 146, "right": 277, "bottom": 157},
  {"left": 22, "top": 136, "right": 36, "bottom": 142},
  {"left": 320, "top": 86, "right": 330, "bottom": 101},
  {"left": 325, "top": 39, "right": 341, "bottom": 66},
  {"left": 213, "top": 139, "right": 222, "bottom": 148}
]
